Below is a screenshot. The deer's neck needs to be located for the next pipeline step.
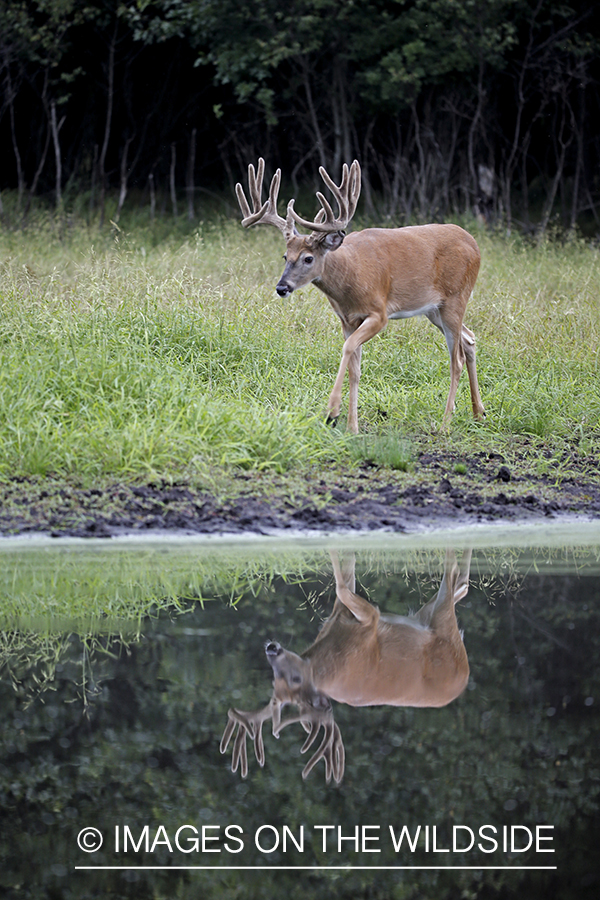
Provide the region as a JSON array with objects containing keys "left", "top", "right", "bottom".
[
  {"left": 312, "top": 245, "right": 376, "bottom": 319},
  {"left": 313, "top": 250, "right": 355, "bottom": 302}
]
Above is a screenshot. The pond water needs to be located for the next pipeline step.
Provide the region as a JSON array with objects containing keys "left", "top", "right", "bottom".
[{"left": 1, "top": 523, "right": 599, "bottom": 900}]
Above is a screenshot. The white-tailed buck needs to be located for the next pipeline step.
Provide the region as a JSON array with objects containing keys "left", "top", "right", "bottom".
[
  {"left": 221, "top": 548, "right": 472, "bottom": 784},
  {"left": 236, "top": 158, "right": 485, "bottom": 433}
]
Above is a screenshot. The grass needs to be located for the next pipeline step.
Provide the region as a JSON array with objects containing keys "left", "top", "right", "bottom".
[
  {"left": 0, "top": 203, "right": 599, "bottom": 483},
  {"left": 348, "top": 428, "right": 413, "bottom": 471}
]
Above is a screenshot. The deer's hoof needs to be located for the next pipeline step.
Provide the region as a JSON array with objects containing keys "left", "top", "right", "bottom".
[{"left": 326, "top": 414, "right": 339, "bottom": 428}]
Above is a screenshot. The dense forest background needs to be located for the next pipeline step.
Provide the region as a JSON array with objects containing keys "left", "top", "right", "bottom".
[{"left": 1, "top": 0, "right": 599, "bottom": 234}]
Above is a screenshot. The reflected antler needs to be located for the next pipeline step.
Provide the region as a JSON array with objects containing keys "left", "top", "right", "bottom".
[
  {"left": 219, "top": 699, "right": 281, "bottom": 778},
  {"left": 289, "top": 161, "right": 361, "bottom": 235},
  {"left": 277, "top": 705, "right": 345, "bottom": 784},
  {"left": 235, "top": 158, "right": 295, "bottom": 238},
  {"left": 221, "top": 698, "right": 345, "bottom": 784}
]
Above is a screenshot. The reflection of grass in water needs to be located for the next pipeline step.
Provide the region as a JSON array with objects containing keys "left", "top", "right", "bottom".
[
  {"left": 0, "top": 542, "right": 327, "bottom": 703},
  {"left": 2, "top": 539, "right": 600, "bottom": 632},
  {"left": 0, "top": 543, "right": 327, "bottom": 632},
  {"left": 0, "top": 630, "right": 130, "bottom": 709},
  {"left": 2, "top": 539, "right": 600, "bottom": 708}
]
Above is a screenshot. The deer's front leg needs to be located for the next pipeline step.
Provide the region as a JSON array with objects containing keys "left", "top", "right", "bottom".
[
  {"left": 326, "top": 314, "right": 386, "bottom": 433},
  {"left": 344, "top": 327, "right": 362, "bottom": 434}
]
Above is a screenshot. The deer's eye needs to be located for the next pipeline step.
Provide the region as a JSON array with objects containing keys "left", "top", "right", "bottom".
[
  {"left": 291, "top": 675, "right": 302, "bottom": 684},
  {"left": 304, "top": 255, "right": 314, "bottom": 265},
  {"left": 283, "top": 254, "right": 287, "bottom": 261}
]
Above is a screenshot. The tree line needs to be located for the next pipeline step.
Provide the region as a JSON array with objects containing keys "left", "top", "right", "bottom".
[{"left": 1, "top": 0, "right": 599, "bottom": 234}]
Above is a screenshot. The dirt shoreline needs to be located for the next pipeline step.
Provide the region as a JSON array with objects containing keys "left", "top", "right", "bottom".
[{"left": 1, "top": 449, "right": 599, "bottom": 539}]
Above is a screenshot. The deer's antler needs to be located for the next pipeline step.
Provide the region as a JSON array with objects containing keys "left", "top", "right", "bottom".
[
  {"left": 277, "top": 705, "right": 345, "bottom": 784},
  {"left": 221, "top": 696, "right": 345, "bottom": 784},
  {"left": 288, "top": 160, "right": 361, "bottom": 235},
  {"left": 219, "top": 699, "right": 281, "bottom": 778},
  {"left": 235, "top": 158, "right": 295, "bottom": 239}
]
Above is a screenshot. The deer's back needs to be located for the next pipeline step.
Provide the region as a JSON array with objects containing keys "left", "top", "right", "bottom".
[{"left": 321, "top": 224, "right": 480, "bottom": 312}]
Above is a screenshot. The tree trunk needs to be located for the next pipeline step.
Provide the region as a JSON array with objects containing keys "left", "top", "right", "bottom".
[
  {"left": 360, "top": 119, "right": 376, "bottom": 219},
  {"left": 24, "top": 122, "right": 51, "bottom": 219},
  {"left": 99, "top": 22, "right": 117, "bottom": 227},
  {"left": 520, "top": 132, "right": 531, "bottom": 230},
  {"left": 149, "top": 171, "right": 156, "bottom": 221},
  {"left": 186, "top": 128, "right": 197, "bottom": 221},
  {"left": 467, "top": 61, "right": 486, "bottom": 216},
  {"left": 7, "top": 70, "right": 25, "bottom": 211},
  {"left": 89, "top": 143, "right": 98, "bottom": 220},
  {"left": 302, "top": 63, "right": 327, "bottom": 170},
  {"left": 170, "top": 142, "right": 178, "bottom": 217},
  {"left": 501, "top": 0, "right": 543, "bottom": 234},
  {"left": 538, "top": 88, "right": 574, "bottom": 237},
  {"left": 115, "top": 135, "right": 134, "bottom": 221},
  {"left": 569, "top": 67, "right": 587, "bottom": 234},
  {"left": 50, "top": 100, "right": 64, "bottom": 211}
]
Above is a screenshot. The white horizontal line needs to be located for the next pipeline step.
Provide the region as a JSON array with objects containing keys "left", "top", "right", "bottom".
[{"left": 74, "top": 865, "right": 558, "bottom": 871}]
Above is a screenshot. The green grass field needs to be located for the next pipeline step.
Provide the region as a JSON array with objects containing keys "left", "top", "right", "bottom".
[{"left": 0, "top": 207, "right": 598, "bottom": 482}]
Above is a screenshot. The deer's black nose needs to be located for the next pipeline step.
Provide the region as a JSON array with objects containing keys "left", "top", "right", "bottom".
[
  {"left": 276, "top": 284, "right": 291, "bottom": 297},
  {"left": 265, "top": 641, "right": 282, "bottom": 657}
]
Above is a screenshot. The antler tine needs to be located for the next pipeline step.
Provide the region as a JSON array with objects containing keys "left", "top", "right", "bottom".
[
  {"left": 318, "top": 162, "right": 350, "bottom": 221},
  {"left": 289, "top": 159, "right": 361, "bottom": 235},
  {"left": 301, "top": 717, "right": 345, "bottom": 784},
  {"left": 235, "top": 158, "right": 290, "bottom": 235},
  {"left": 322, "top": 159, "right": 361, "bottom": 222},
  {"left": 220, "top": 701, "right": 278, "bottom": 778},
  {"left": 276, "top": 706, "right": 345, "bottom": 784}
]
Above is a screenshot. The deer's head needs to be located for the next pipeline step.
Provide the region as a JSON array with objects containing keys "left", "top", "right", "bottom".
[
  {"left": 220, "top": 638, "right": 344, "bottom": 784},
  {"left": 265, "top": 640, "right": 331, "bottom": 709},
  {"left": 235, "top": 157, "right": 361, "bottom": 297}
]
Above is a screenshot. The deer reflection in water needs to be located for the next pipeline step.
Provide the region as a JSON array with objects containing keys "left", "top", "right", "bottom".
[{"left": 221, "top": 548, "right": 472, "bottom": 784}]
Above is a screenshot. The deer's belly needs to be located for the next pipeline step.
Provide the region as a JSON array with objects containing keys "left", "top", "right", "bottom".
[{"left": 388, "top": 301, "right": 440, "bottom": 320}]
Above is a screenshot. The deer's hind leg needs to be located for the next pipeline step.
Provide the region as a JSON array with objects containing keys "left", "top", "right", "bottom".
[
  {"left": 425, "top": 306, "right": 465, "bottom": 427},
  {"left": 329, "top": 550, "right": 379, "bottom": 626},
  {"left": 415, "top": 548, "right": 472, "bottom": 638},
  {"left": 426, "top": 306, "right": 485, "bottom": 424},
  {"left": 461, "top": 324, "right": 485, "bottom": 420}
]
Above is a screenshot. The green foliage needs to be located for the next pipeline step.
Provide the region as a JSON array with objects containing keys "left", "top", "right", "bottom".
[
  {"left": 2, "top": 0, "right": 599, "bottom": 231},
  {"left": 128, "top": 0, "right": 520, "bottom": 114},
  {"left": 360, "top": 0, "right": 517, "bottom": 110}
]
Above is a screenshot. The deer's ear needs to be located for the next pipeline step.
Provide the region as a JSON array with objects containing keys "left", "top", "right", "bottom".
[{"left": 320, "top": 230, "right": 345, "bottom": 251}]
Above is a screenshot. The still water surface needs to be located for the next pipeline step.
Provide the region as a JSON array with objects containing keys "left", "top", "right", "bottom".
[{"left": 1, "top": 524, "right": 599, "bottom": 899}]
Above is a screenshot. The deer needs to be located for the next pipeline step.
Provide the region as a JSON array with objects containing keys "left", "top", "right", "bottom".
[
  {"left": 220, "top": 547, "right": 472, "bottom": 784},
  {"left": 235, "top": 158, "right": 486, "bottom": 434}
]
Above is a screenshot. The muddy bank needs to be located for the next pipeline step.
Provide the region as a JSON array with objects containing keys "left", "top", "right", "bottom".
[{"left": 1, "top": 449, "right": 599, "bottom": 538}]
